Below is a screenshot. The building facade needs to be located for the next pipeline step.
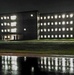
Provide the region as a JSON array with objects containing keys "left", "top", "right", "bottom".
[{"left": 0, "top": 10, "right": 74, "bottom": 40}]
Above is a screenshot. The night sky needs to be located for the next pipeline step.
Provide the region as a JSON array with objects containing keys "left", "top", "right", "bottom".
[{"left": 0, "top": 0, "right": 74, "bottom": 13}]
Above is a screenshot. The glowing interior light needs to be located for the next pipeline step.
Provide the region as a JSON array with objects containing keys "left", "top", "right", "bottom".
[
  {"left": 41, "top": 23, "right": 43, "bottom": 26},
  {"left": 55, "top": 35, "right": 58, "bottom": 38},
  {"left": 55, "top": 22, "right": 58, "bottom": 25},
  {"left": 70, "top": 21, "right": 73, "bottom": 24},
  {"left": 7, "top": 16, "right": 9, "bottom": 19},
  {"left": 4, "top": 22, "right": 7, "bottom": 26},
  {"left": 8, "top": 36, "right": 10, "bottom": 38},
  {"left": 48, "top": 35, "right": 50, "bottom": 38},
  {"left": 51, "top": 16, "right": 53, "bottom": 19},
  {"left": 44, "top": 35, "right": 46, "bottom": 38},
  {"left": 41, "top": 35, "right": 43, "bottom": 38},
  {"left": 62, "top": 21, "right": 65, "bottom": 25},
  {"left": 7, "top": 23, "right": 10, "bottom": 26},
  {"left": 5, "top": 29, "right": 7, "bottom": 32},
  {"left": 66, "top": 21, "right": 69, "bottom": 24},
  {"left": 40, "top": 17, "right": 43, "bottom": 19},
  {"left": 31, "top": 14, "right": 33, "bottom": 17},
  {"left": 59, "top": 35, "right": 61, "bottom": 38},
  {"left": 48, "top": 22, "right": 50, "bottom": 25},
  {"left": 62, "top": 28, "right": 65, "bottom": 31},
  {"left": 70, "top": 34, "right": 73, "bottom": 37},
  {"left": 59, "top": 28, "right": 61, "bottom": 31},
  {"left": 1, "top": 17, "right": 3, "bottom": 20},
  {"left": 55, "top": 15, "right": 58, "bottom": 19},
  {"left": 62, "top": 14, "right": 65, "bottom": 18},
  {"left": 7, "top": 29, "right": 10, "bottom": 32},
  {"left": 48, "top": 29, "right": 50, "bottom": 32},
  {"left": 59, "top": 15, "right": 61, "bottom": 18},
  {"left": 11, "top": 15, "right": 17, "bottom": 20},
  {"left": 70, "top": 13, "right": 73, "bottom": 18},
  {"left": 51, "top": 22, "right": 53, "bottom": 25},
  {"left": 11, "top": 22, "right": 17, "bottom": 26},
  {"left": 70, "top": 27, "right": 73, "bottom": 31},
  {"left": 66, "top": 34, "right": 69, "bottom": 38},
  {"left": 51, "top": 35, "right": 54, "bottom": 38},
  {"left": 44, "top": 16, "right": 46, "bottom": 19},
  {"left": 24, "top": 28, "right": 26, "bottom": 31},
  {"left": 55, "top": 28, "right": 58, "bottom": 31},
  {"left": 51, "top": 29, "right": 54, "bottom": 31},
  {"left": 41, "top": 29, "right": 43, "bottom": 32},
  {"left": 66, "top": 28, "right": 69, "bottom": 31},
  {"left": 66, "top": 15, "right": 69, "bottom": 18},
  {"left": 4, "top": 16, "right": 6, "bottom": 19},
  {"left": 11, "top": 28, "right": 17, "bottom": 32},
  {"left": 44, "top": 22, "right": 46, "bottom": 26},
  {"left": 62, "top": 35, "right": 65, "bottom": 38},
  {"left": 1, "top": 29, "right": 3, "bottom": 32},
  {"left": 47, "top": 16, "right": 50, "bottom": 19},
  {"left": 1, "top": 23, "right": 3, "bottom": 26},
  {"left": 44, "top": 29, "right": 46, "bottom": 32},
  {"left": 59, "top": 22, "right": 61, "bottom": 25}
]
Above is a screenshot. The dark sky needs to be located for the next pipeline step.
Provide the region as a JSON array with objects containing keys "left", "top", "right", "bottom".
[{"left": 0, "top": 0, "right": 74, "bottom": 13}]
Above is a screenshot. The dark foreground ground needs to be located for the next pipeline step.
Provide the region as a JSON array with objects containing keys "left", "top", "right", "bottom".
[{"left": 0, "top": 39, "right": 74, "bottom": 56}]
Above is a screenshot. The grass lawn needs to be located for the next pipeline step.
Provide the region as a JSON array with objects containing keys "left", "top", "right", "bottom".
[{"left": 0, "top": 39, "right": 74, "bottom": 55}]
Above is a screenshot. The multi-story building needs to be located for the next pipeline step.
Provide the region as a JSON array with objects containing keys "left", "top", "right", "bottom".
[{"left": 0, "top": 10, "right": 74, "bottom": 40}]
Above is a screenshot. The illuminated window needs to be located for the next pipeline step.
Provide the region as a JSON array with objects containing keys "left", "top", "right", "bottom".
[
  {"left": 51, "top": 22, "right": 53, "bottom": 25},
  {"left": 40, "top": 17, "right": 43, "bottom": 19},
  {"left": 44, "top": 23, "right": 46, "bottom": 26},
  {"left": 70, "top": 27, "right": 73, "bottom": 31},
  {"left": 62, "top": 14, "right": 65, "bottom": 18},
  {"left": 8, "top": 36, "right": 10, "bottom": 38},
  {"left": 48, "top": 22, "right": 50, "bottom": 25},
  {"left": 70, "top": 34, "right": 73, "bottom": 38},
  {"left": 4, "top": 16, "right": 6, "bottom": 19},
  {"left": 41, "top": 35, "right": 43, "bottom": 38},
  {"left": 51, "top": 16, "right": 53, "bottom": 19},
  {"left": 62, "top": 21, "right": 65, "bottom": 25},
  {"left": 1, "top": 17, "right": 3, "bottom": 20},
  {"left": 11, "top": 22, "right": 17, "bottom": 26},
  {"left": 30, "top": 14, "right": 33, "bottom": 17},
  {"left": 70, "top": 21, "right": 73, "bottom": 24},
  {"left": 44, "top": 35, "right": 46, "bottom": 38},
  {"left": 7, "top": 16, "right": 9, "bottom": 19},
  {"left": 59, "top": 28, "right": 61, "bottom": 31},
  {"left": 7, "top": 29, "right": 10, "bottom": 32},
  {"left": 59, "top": 35, "right": 61, "bottom": 38},
  {"left": 51, "top": 35, "right": 54, "bottom": 38},
  {"left": 1, "top": 23, "right": 3, "bottom": 26},
  {"left": 66, "top": 21, "right": 69, "bottom": 24},
  {"left": 4, "top": 22, "right": 7, "bottom": 26},
  {"left": 5, "top": 36, "right": 7, "bottom": 38},
  {"left": 70, "top": 13, "right": 73, "bottom": 18},
  {"left": 66, "top": 15, "right": 69, "bottom": 18},
  {"left": 41, "top": 23, "right": 43, "bottom": 26},
  {"left": 1, "top": 29, "right": 3, "bottom": 32},
  {"left": 55, "top": 15, "right": 58, "bottom": 19},
  {"left": 66, "top": 28, "right": 69, "bottom": 31},
  {"left": 55, "top": 22, "right": 58, "bottom": 25},
  {"left": 41, "top": 29, "right": 43, "bottom": 32},
  {"left": 11, "top": 15, "right": 17, "bottom": 20},
  {"left": 62, "top": 28, "right": 65, "bottom": 31},
  {"left": 62, "top": 35, "right": 65, "bottom": 38},
  {"left": 48, "top": 29, "right": 50, "bottom": 32},
  {"left": 44, "top": 16, "right": 46, "bottom": 19},
  {"left": 11, "top": 28, "right": 17, "bottom": 32},
  {"left": 59, "top": 22, "right": 61, "bottom": 25},
  {"left": 51, "top": 28, "right": 54, "bottom": 32},
  {"left": 59, "top": 15, "right": 61, "bottom": 18},
  {"left": 55, "top": 35, "right": 58, "bottom": 38},
  {"left": 44, "top": 29, "right": 46, "bottom": 32},
  {"left": 24, "top": 28, "right": 26, "bottom": 31},
  {"left": 48, "top": 35, "right": 50, "bottom": 38},
  {"left": 7, "top": 23, "right": 10, "bottom": 26},
  {"left": 55, "top": 28, "right": 58, "bottom": 31},
  {"left": 47, "top": 16, "right": 50, "bottom": 19},
  {"left": 5, "top": 29, "right": 7, "bottom": 32},
  {"left": 66, "top": 34, "right": 69, "bottom": 38}
]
